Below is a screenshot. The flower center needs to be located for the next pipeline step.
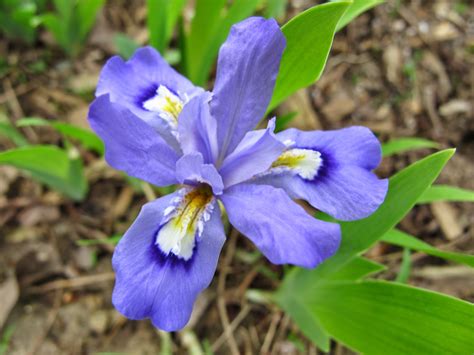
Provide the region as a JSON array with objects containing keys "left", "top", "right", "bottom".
[
  {"left": 143, "top": 85, "right": 185, "bottom": 129},
  {"left": 271, "top": 148, "right": 322, "bottom": 180},
  {"left": 156, "top": 186, "right": 214, "bottom": 260}
]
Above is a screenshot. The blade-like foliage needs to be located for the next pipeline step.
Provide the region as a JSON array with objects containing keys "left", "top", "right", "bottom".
[
  {"left": 0, "top": 119, "right": 28, "bottom": 147},
  {"left": 333, "top": 0, "right": 385, "bottom": 31},
  {"left": 268, "top": 1, "right": 351, "bottom": 111},
  {"left": 185, "top": 0, "right": 259, "bottom": 86},
  {"left": 17, "top": 117, "right": 104, "bottom": 155},
  {"left": 147, "top": 0, "right": 186, "bottom": 52},
  {"left": 327, "top": 256, "right": 386, "bottom": 281},
  {"left": 42, "top": 0, "right": 104, "bottom": 56},
  {"left": 382, "top": 137, "right": 439, "bottom": 157},
  {"left": 303, "top": 281, "right": 474, "bottom": 354},
  {"left": 418, "top": 185, "right": 474, "bottom": 204},
  {"left": 382, "top": 229, "right": 474, "bottom": 268},
  {"left": 0, "top": 145, "right": 87, "bottom": 200},
  {"left": 318, "top": 149, "right": 455, "bottom": 277},
  {"left": 276, "top": 150, "right": 455, "bottom": 350}
]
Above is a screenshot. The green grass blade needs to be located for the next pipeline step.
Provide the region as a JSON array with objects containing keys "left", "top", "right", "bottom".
[
  {"left": 333, "top": 0, "right": 385, "bottom": 31},
  {"left": 0, "top": 145, "right": 87, "bottom": 200},
  {"left": 417, "top": 185, "right": 474, "bottom": 204},
  {"left": 382, "top": 229, "right": 474, "bottom": 268},
  {"left": 382, "top": 137, "right": 439, "bottom": 157},
  {"left": 268, "top": 1, "right": 351, "bottom": 111},
  {"left": 308, "top": 281, "right": 474, "bottom": 354}
]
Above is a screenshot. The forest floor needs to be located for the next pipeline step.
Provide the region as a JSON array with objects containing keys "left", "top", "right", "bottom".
[{"left": 0, "top": 0, "right": 473, "bottom": 354}]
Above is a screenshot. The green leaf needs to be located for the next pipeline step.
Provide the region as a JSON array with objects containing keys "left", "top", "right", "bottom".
[
  {"left": 41, "top": 13, "right": 69, "bottom": 52},
  {"left": 333, "top": 0, "right": 385, "bottom": 31},
  {"left": 263, "top": 0, "right": 288, "bottom": 19},
  {"left": 76, "top": 235, "right": 122, "bottom": 246},
  {"left": 53, "top": 123, "right": 104, "bottom": 155},
  {"left": 165, "top": 0, "right": 187, "bottom": 44},
  {"left": 276, "top": 150, "right": 456, "bottom": 348},
  {"left": 17, "top": 118, "right": 104, "bottom": 155},
  {"left": 0, "top": 324, "right": 15, "bottom": 355},
  {"left": 185, "top": 0, "right": 227, "bottom": 82},
  {"left": 274, "top": 111, "right": 297, "bottom": 133},
  {"left": 395, "top": 248, "right": 411, "bottom": 283},
  {"left": 0, "top": 145, "right": 88, "bottom": 200},
  {"left": 0, "top": 1, "right": 39, "bottom": 43},
  {"left": 317, "top": 149, "right": 455, "bottom": 278},
  {"left": 382, "top": 137, "right": 439, "bottom": 157},
  {"left": 185, "top": 0, "right": 258, "bottom": 85},
  {"left": 382, "top": 229, "right": 474, "bottom": 268},
  {"left": 147, "top": 0, "right": 186, "bottom": 52},
  {"left": 303, "top": 281, "right": 474, "bottom": 354},
  {"left": 275, "top": 269, "right": 331, "bottom": 351},
  {"left": 417, "top": 185, "right": 474, "bottom": 204},
  {"left": 0, "top": 119, "right": 28, "bottom": 146},
  {"left": 268, "top": 1, "right": 351, "bottom": 111},
  {"left": 328, "top": 256, "right": 386, "bottom": 281},
  {"left": 277, "top": 256, "right": 385, "bottom": 351},
  {"left": 77, "top": 0, "right": 104, "bottom": 41},
  {"left": 147, "top": 0, "right": 168, "bottom": 52},
  {"left": 114, "top": 33, "right": 140, "bottom": 60}
]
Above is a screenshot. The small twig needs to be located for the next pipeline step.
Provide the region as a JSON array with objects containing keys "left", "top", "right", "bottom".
[
  {"left": 261, "top": 312, "right": 282, "bottom": 354},
  {"left": 271, "top": 314, "right": 291, "bottom": 354},
  {"left": 216, "top": 229, "right": 240, "bottom": 355},
  {"left": 27, "top": 290, "right": 62, "bottom": 355},
  {"left": 3, "top": 78, "right": 38, "bottom": 142},
  {"left": 141, "top": 181, "right": 157, "bottom": 201},
  {"left": 212, "top": 304, "right": 251, "bottom": 352},
  {"left": 26, "top": 272, "right": 115, "bottom": 294}
]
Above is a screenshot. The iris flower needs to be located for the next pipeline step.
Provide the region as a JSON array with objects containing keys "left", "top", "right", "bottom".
[{"left": 88, "top": 17, "right": 388, "bottom": 331}]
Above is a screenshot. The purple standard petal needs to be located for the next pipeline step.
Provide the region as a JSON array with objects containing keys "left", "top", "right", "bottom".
[
  {"left": 221, "top": 183, "right": 341, "bottom": 268},
  {"left": 258, "top": 126, "right": 388, "bottom": 221},
  {"left": 88, "top": 94, "right": 178, "bottom": 186},
  {"left": 211, "top": 17, "right": 286, "bottom": 163},
  {"left": 96, "top": 46, "right": 202, "bottom": 150},
  {"left": 178, "top": 92, "right": 219, "bottom": 164},
  {"left": 219, "top": 118, "right": 285, "bottom": 188},
  {"left": 175, "top": 153, "right": 224, "bottom": 195},
  {"left": 112, "top": 191, "right": 226, "bottom": 331}
]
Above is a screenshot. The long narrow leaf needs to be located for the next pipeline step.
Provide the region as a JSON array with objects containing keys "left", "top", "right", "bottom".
[
  {"left": 317, "top": 149, "right": 455, "bottom": 278},
  {"left": 418, "top": 185, "right": 474, "bottom": 204},
  {"left": 0, "top": 121, "right": 28, "bottom": 147},
  {"left": 268, "top": 1, "right": 351, "bottom": 111},
  {"left": 307, "top": 281, "right": 474, "bottom": 354},
  {"left": 382, "top": 137, "right": 439, "bottom": 157},
  {"left": 0, "top": 145, "right": 87, "bottom": 200},
  {"left": 382, "top": 229, "right": 474, "bottom": 268},
  {"left": 17, "top": 117, "right": 104, "bottom": 155},
  {"left": 333, "top": 0, "right": 385, "bottom": 31},
  {"left": 147, "top": 0, "right": 168, "bottom": 52}
]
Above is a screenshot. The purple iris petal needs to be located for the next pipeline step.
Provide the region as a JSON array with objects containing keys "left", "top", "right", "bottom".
[
  {"left": 176, "top": 153, "right": 224, "bottom": 195},
  {"left": 90, "top": 15, "right": 389, "bottom": 333},
  {"left": 258, "top": 127, "right": 388, "bottom": 221},
  {"left": 88, "top": 94, "right": 178, "bottom": 186},
  {"left": 219, "top": 118, "right": 285, "bottom": 187},
  {"left": 96, "top": 46, "right": 202, "bottom": 150},
  {"left": 211, "top": 17, "right": 286, "bottom": 163},
  {"left": 112, "top": 192, "right": 225, "bottom": 331},
  {"left": 220, "top": 183, "right": 341, "bottom": 268},
  {"left": 178, "top": 92, "right": 219, "bottom": 164}
]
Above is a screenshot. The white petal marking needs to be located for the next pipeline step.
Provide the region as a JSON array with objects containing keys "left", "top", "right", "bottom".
[
  {"left": 156, "top": 187, "right": 214, "bottom": 260},
  {"left": 142, "top": 85, "right": 185, "bottom": 134},
  {"left": 270, "top": 148, "right": 322, "bottom": 180}
]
